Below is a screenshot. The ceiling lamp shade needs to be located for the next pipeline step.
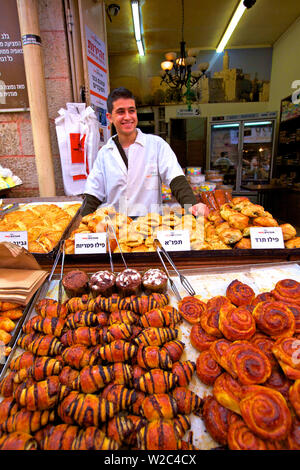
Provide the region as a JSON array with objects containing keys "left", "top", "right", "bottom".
[{"left": 160, "top": 0, "right": 209, "bottom": 91}]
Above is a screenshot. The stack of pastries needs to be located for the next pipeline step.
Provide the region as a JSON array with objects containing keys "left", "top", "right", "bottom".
[
  {"left": 179, "top": 277, "right": 300, "bottom": 450},
  {"left": 65, "top": 205, "right": 207, "bottom": 254},
  {"left": 0, "top": 267, "right": 203, "bottom": 450},
  {"left": 65, "top": 190, "right": 299, "bottom": 254},
  {"left": 201, "top": 193, "right": 299, "bottom": 250},
  {"left": 0, "top": 203, "right": 82, "bottom": 253}
]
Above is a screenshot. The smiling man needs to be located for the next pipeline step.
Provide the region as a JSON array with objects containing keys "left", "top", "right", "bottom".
[{"left": 82, "top": 87, "right": 208, "bottom": 218}]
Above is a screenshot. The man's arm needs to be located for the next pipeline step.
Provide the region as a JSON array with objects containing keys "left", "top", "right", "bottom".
[
  {"left": 81, "top": 194, "right": 102, "bottom": 216},
  {"left": 170, "top": 175, "right": 209, "bottom": 217}
]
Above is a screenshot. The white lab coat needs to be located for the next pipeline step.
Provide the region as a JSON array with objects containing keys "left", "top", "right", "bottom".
[{"left": 84, "top": 128, "right": 184, "bottom": 216}]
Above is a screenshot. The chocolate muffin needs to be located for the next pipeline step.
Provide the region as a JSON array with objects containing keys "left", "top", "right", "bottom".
[
  {"left": 89, "top": 270, "right": 116, "bottom": 298},
  {"left": 62, "top": 270, "right": 89, "bottom": 298},
  {"left": 142, "top": 268, "right": 168, "bottom": 294},
  {"left": 115, "top": 268, "right": 142, "bottom": 297}
]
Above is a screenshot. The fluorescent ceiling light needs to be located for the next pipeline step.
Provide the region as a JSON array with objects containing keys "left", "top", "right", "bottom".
[
  {"left": 136, "top": 39, "right": 145, "bottom": 56},
  {"left": 131, "top": 0, "right": 145, "bottom": 56},
  {"left": 216, "top": 0, "right": 246, "bottom": 53},
  {"left": 213, "top": 124, "right": 239, "bottom": 128}
]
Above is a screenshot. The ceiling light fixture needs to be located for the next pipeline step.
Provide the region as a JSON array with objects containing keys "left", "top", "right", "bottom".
[
  {"left": 216, "top": 0, "right": 247, "bottom": 53},
  {"left": 160, "top": 0, "right": 209, "bottom": 92},
  {"left": 131, "top": 0, "right": 145, "bottom": 56}
]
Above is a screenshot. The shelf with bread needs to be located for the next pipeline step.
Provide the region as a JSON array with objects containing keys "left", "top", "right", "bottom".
[{"left": 0, "top": 260, "right": 300, "bottom": 450}]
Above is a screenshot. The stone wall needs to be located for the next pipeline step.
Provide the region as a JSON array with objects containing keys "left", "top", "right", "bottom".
[{"left": 0, "top": 0, "right": 73, "bottom": 198}]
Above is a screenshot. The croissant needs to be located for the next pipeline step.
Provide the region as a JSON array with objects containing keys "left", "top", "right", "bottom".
[
  {"left": 41, "top": 423, "right": 119, "bottom": 450},
  {"left": 161, "top": 340, "right": 185, "bottom": 362},
  {"left": 172, "top": 387, "right": 202, "bottom": 415},
  {"left": 71, "top": 365, "right": 114, "bottom": 393},
  {"left": 58, "top": 366, "right": 79, "bottom": 388},
  {"left": 101, "top": 416, "right": 134, "bottom": 445},
  {"left": 21, "top": 333, "right": 64, "bottom": 357},
  {"left": 139, "top": 307, "right": 181, "bottom": 328},
  {"left": 13, "top": 357, "right": 63, "bottom": 383},
  {"left": 15, "top": 376, "right": 69, "bottom": 411},
  {"left": 37, "top": 301, "right": 68, "bottom": 319},
  {"left": 58, "top": 391, "right": 116, "bottom": 427},
  {"left": 72, "top": 426, "right": 120, "bottom": 450},
  {"left": 140, "top": 393, "right": 178, "bottom": 421},
  {"left": 97, "top": 339, "right": 138, "bottom": 363},
  {"left": 173, "top": 414, "right": 191, "bottom": 438},
  {"left": 108, "top": 310, "right": 139, "bottom": 325},
  {"left": 66, "top": 295, "right": 97, "bottom": 313},
  {"left": 0, "top": 409, "right": 55, "bottom": 435},
  {"left": 22, "top": 315, "right": 65, "bottom": 337},
  {"left": 134, "top": 327, "right": 178, "bottom": 347},
  {"left": 61, "top": 344, "right": 98, "bottom": 369},
  {"left": 137, "top": 345, "right": 172, "bottom": 370},
  {"left": 0, "top": 371, "right": 17, "bottom": 397},
  {"left": 101, "top": 383, "right": 137, "bottom": 412},
  {"left": 65, "top": 310, "right": 108, "bottom": 329},
  {"left": 0, "top": 431, "right": 38, "bottom": 450},
  {"left": 0, "top": 397, "right": 18, "bottom": 423},
  {"left": 61, "top": 326, "right": 104, "bottom": 347},
  {"left": 136, "top": 419, "right": 180, "bottom": 450},
  {"left": 133, "top": 369, "right": 178, "bottom": 394},
  {"left": 171, "top": 360, "right": 196, "bottom": 387},
  {"left": 104, "top": 323, "right": 134, "bottom": 342},
  {"left": 9, "top": 351, "right": 36, "bottom": 371},
  {"left": 110, "top": 362, "right": 133, "bottom": 386}
]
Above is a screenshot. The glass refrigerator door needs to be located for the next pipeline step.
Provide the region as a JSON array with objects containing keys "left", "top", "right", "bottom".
[
  {"left": 241, "top": 120, "right": 274, "bottom": 185},
  {"left": 209, "top": 123, "right": 241, "bottom": 190}
]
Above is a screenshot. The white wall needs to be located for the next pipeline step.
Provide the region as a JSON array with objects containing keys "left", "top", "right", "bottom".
[{"left": 268, "top": 16, "right": 300, "bottom": 113}]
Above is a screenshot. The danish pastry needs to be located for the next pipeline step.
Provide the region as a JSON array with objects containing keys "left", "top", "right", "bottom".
[{"left": 253, "top": 301, "right": 296, "bottom": 339}]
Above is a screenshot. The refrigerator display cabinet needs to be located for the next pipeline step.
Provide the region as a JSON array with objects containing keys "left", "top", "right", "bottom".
[{"left": 207, "top": 112, "right": 277, "bottom": 194}]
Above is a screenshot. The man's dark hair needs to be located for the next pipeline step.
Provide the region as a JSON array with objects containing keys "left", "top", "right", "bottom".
[{"left": 107, "top": 87, "right": 136, "bottom": 113}]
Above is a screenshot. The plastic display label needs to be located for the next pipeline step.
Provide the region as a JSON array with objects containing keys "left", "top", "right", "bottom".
[
  {"left": 250, "top": 227, "right": 285, "bottom": 249},
  {"left": 0, "top": 231, "right": 28, "bottom": 249},
  {"left": 74, "top": 232, "right": 106, "bottom": 254},
  {"left": 156, "top": 229, "right": 191, "bottom": 251}
]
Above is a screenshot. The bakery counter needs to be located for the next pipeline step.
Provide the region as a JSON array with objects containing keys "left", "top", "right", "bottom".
[{"left": 37, "top": 248, "right": 300, "bottom": 275}]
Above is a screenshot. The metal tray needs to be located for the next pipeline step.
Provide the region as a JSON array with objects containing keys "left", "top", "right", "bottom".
[{"left": 1, "top": 260, "right": 300, "bottom": 449}]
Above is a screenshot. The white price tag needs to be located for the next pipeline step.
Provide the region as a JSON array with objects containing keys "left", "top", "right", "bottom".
[
  {"left": 75, "top": 232, "right": 107, "bottom": 254},
  {"left": 0, "top": 231, "right": 28, "bottom": 249},
  {"left": 156, "top": 229, "right": 191, "bottom": 251},
  {"left": 250, "top": 227, "right": 285, "bottom": 249}
]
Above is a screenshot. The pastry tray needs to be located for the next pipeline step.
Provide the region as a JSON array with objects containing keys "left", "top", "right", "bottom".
[{"left": 1, "top": 260, "right": 300, "bottom": 450}]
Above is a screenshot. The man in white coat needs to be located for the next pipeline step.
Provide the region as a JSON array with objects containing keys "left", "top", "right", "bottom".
[{"left": 82, "top": 87, "right": 208, "bottom": 218}]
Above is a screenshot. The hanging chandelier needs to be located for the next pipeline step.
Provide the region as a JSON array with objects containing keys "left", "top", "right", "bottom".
[{"left": 160, "top": 0, "right": 209, "bottom": 91}]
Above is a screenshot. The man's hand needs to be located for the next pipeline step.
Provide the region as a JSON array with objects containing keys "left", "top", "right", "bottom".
[{"left": 189, "top": 202, "right": 210, "bottom": 217}]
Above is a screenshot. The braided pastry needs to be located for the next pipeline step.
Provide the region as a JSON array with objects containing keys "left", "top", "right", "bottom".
[
  {"left": 226, "top": 279, "right": 255, "bottom": 306},
  {"left": 196, "top": 350, "right": 222, "bottom": 385},
  {"left": 218, "top": 305, "right": 256, "bottom": 341},
  {"left": 272, "top": 279, "right": 300, "bottom": 305},
  {"left": 178, "top": 296, "right": 206, "bottom": 324},
  {"left": 223, "top": 340, "right": 272, "bottom": 385},
  {"left": 240, "top": 385, "right": 292, "bottom": 440},
  {"left": 228, "top": 418, "right": 268, "bottom": 450},
  {"left": 213, "top": 372, "right": 242, "bottom": 415},
  {"left": 190, "top": 324, "right": 216, "bottom": 352},
  {"left": 253, "top": 301, "right": 295, "bottom": 339},
  {"left": 200, "top": 295, "right": 231, "bottom": 338}
]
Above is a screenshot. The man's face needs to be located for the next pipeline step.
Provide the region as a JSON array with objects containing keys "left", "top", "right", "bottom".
[{"left": 107, "top": 98, "right": 138, "bottom": 138}]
